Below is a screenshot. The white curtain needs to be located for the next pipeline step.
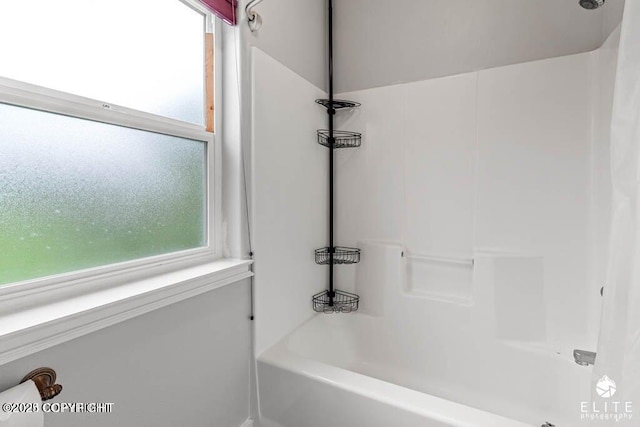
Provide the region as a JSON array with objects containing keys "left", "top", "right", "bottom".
[{"left": 594, "top": 0, "right": 640, "bottom": 420}]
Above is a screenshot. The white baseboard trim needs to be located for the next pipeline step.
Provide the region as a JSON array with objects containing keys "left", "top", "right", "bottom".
[{"left": 240, "top": 418, "right": 254, "bottom": 427}]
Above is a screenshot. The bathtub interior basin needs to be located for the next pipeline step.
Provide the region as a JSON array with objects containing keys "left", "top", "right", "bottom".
[{"left": 257, "top": 242, "right": 592, "bottom": 427}]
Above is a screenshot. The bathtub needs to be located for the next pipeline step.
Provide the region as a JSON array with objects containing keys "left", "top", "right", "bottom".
[
  {"left": 257, "top": 243, "right": 592, "bottom": 427},
  {"left": 258, "top": 314, "right": 528, "bottom": 427},
  {"left": 257, "top": 313, "right": 589, "bottom": 427}
]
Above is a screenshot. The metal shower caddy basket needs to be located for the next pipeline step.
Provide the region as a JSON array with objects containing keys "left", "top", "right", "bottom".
[{"left": 311, "top": 0, "right": 363, "bottom": 314}]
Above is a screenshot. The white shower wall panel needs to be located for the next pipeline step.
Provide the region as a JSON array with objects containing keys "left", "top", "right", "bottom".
[
  {"left": 404, "top": 74, "right": 477, "bottom": 260},
  {"left": 335, "top": 50, "right": 610, "bottom": 350},
  {"left": 476, "top": 53, "right": 593, "bottom": 346},
  {"left": 252, "top": 48, "right": 329, "bottom": 354}
]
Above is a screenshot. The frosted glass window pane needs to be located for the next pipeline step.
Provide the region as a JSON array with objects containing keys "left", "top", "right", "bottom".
[
  {"left": 0, "top": 0, "right": 205, "bottom": 125},
  {"left": 0, "top": 103, "right": 207, "bottom": 285}
]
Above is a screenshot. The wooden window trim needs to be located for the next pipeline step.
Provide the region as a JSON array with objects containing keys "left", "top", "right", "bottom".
[{"left": 205, "top": 32, "right": 214, "bottom": 132}]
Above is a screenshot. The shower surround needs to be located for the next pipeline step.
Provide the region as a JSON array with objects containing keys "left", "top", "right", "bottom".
[
  {"left": 333, "top": 50, "right": 608, "bottom": 350},
  {"left": 252, "top": 17, "right": 619, "bottom": 427}
]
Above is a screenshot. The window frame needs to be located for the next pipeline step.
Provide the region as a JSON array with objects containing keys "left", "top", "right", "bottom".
[{"left": 0, "top": 1, "right": 223, "bottom": 300}]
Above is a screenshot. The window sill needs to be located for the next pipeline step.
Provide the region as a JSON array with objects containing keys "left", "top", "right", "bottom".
[{"left": 0, "top": 258, "right": 253, "bottom": 366}]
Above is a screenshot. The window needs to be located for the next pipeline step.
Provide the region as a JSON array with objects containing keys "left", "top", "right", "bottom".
[
  {"left": 0, "top": 0, "right": 219, "bottom": 287},
  {"left": 0, "top": 0, "right": 206, "bottom": 125}
]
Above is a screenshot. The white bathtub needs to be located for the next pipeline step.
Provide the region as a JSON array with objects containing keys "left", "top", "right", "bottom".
[
  {"left": 257, "top": 243, "right": 592, "bottom": 427},
  {"left": 258, "top": 312, "right": 591, "bottom": 427},
  {"left": 258, "top": 314, "right": 528, "bottom": 427}
]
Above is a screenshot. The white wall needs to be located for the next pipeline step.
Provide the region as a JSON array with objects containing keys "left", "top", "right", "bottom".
[
  {"left": 251, "top": 48, "right": 327, "bottom": 355},
  {"left": 334, "top": 0, "right": 622, "bottom": 92},
  {"left": 241, "top": 0, "right": 327, "bottom": 91},
  {"left": 223, "top": 0, "right": 329, "bottom": 259},
  {"left": 475, "top": 54, "right": 593, "bottom": 346},
  {"left": 236, "top": 1, "right": 331, "bottom": 421},
  {"left": 605, "top": 0, "right": 626, "bottom": 37},
  {"left": 334, "top": 45, "right": 616, "bottom": 352},
  {"left": 588, "top": 26, "right": 621, "bottom": 337},
  {"left": 0, "top": 281, "right": 251, "bottom": 427},
  {"left": 323, "top": 42, "right": 620, "bottom": 424}
]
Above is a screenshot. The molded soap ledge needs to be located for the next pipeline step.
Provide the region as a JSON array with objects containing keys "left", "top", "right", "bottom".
[{"left": 403, "top": 253, "right": 474, "bottom": 305}]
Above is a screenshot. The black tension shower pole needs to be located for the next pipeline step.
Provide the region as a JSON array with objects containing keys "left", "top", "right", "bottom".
[
  {"left": 327, "top": 0, "right": 335, "bottom": 307},
  {"left": 312, "top": 0, "right": 361, "bottom": 313}
]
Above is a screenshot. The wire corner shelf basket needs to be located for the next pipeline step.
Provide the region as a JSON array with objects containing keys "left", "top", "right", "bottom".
[
  {"left": 313, "top": 290, "right": 359, "bottom": 313},
  {"left": 317, "top": 130, "right": 362, "bottom": 149},
  {"left": 315, "top": 99, "right": 361, "bottom": 110},
  {"left": 315, "top": 246, "right": 361, "bottom": 265}
]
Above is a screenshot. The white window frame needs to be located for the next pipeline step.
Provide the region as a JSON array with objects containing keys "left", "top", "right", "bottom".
[{"left": 0, "top": 1, "right": 224, "bottom": 302}]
